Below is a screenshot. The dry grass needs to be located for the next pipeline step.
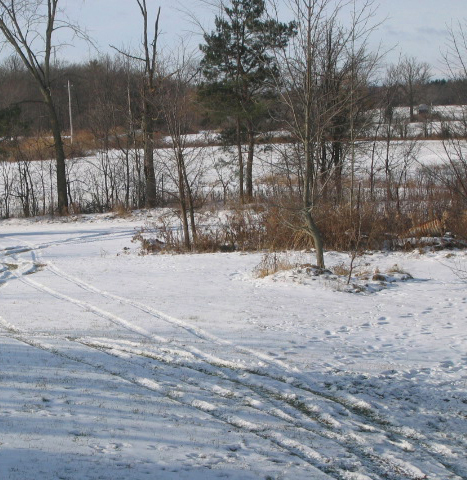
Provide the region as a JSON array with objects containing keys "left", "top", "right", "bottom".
[
  {"left": 387, "top": 264, "right": 409, "bottom": 275},
  {"left": 112, "top": 203, "right": 131, "bottom": 218},
  {"left": 332, "top": 262, "right": 351, "bottom": 277},
  {"left": 2, "top": 128, "right": 140, "bottom": 163},
  {"left": 253, "top": 252, "right": 296, "bottom": 278}
]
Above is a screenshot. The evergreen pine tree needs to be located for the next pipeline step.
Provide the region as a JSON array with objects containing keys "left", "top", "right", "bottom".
[{"left": 199, "top": 0, "right": 295, "bottom": 201}]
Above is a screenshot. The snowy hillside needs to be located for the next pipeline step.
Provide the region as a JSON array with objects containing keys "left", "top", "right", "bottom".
[{"left": 0, "top": 213, "right": 466, "bottom": 479}]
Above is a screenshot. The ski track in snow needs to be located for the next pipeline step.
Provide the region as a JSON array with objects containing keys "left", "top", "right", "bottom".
[{"left": 0, "top": 227, "right": 466, "bottom": 479}]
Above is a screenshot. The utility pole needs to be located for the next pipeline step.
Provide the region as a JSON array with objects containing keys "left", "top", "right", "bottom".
[{"left": 68, "top": 79, "right": 73, "bottom": 145}]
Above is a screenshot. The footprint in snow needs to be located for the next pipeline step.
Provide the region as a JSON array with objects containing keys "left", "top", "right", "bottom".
[
  {"left": 439, "top": 360, "right": 455, "bottom": 369},
  {"left": 91, "top": 442, "right": 131, "bottom": 454}
]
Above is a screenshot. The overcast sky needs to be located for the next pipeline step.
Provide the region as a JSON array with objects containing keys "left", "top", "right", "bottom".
[
  {"left": 374, "top": 0, "right": 466, "bottom": 75},
  {"left": 3, "top": 0, "right": 467, "bottom": 78}
]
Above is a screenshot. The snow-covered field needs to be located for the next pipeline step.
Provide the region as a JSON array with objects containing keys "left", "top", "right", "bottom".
[
  {"left": 1, "top": 213, "right": 466, "bottom": 479},
  {"left": 1, "top": 138, "right": 460, "bottom": 218}
]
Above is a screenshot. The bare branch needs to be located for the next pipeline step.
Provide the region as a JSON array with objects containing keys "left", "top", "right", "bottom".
[{"left": 109, "top": 45, "right": 146, "bottom": 63}]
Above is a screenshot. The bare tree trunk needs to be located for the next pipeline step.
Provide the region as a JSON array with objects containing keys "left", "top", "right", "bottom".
[
  {"left": 45, "top": 94, "right": 68, "bottom": 214},
  {"left": 332, "top": 141, "right": 343, "bottom": 203},
  {"left": 181, "top": 160, "right": 197, "bottom": 245},
  {"left": 369, "top": 120, "right": 382, "bottom": 200},
  {"left": 142, "top": 99, "right": 157, "bottom": 208},
  {"left": 385, "top": 120, "right": 393, "bottom": 202},
  {"left": 176, "top": 150, "right": 191, "bottom": 250},
  {"left": 236, "top": 116, "right": 244, "bottom": 203},
  {"left": 409, "top": 86, "right": 414, "bottom": 122},
  {"left": 303, "top": 139, "right": 325, "bottom": 269},
  {"left": 304, "top": 209, "right": 325, "bottom": 268},
  {"left": 246, "top": 124, "right": 255, "bottom": 201}
]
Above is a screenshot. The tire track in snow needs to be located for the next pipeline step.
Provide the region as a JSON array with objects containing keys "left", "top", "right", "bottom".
[
  {"left": 0, "top": 228, "right": 133, "bottom": 251},
  {"left": 0, "top": 315, "right": 355, "bottom": 479},
  {"left": 0, "top": 229, "right": 131, "bottom": 286},
  {"left": 5, "top": 270, "right": 462, "bottom": 479},
  {"left": 0, "top": 244, "right": 42, "bottom": 288},
  {"left": 5, "top": 236, "right": 302, "bottom": 377},
  {"left": 46, "top": 262, "right": 295, "bottom": 369},
  {"left": 5, "top": 233, "right": 296, "bottom": 372},
  {"left": 5, "top": 234, "right": 293, "bottom": 369},
  {"left": 1, "top": 235, "right": 464, "bottom": 479},
  {"left": 74, "top": 337, "right": 461, "bottom": 480},
  {"left": 34, "top": 256, "right": 467, "bottom": 477},
  {"left": 0, "top": 312, "right": 445, "bottom": 480},
  {"left": 1, "top": 255, "right": 371, "bottom": 476}
]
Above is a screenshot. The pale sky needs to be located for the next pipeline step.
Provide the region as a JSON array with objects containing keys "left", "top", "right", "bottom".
[
  {"left": 374, "top": 0, "right": 466, "bottom": 75},
  {"left": 3, "top": 0, "right": 467, "bottom": 77}
]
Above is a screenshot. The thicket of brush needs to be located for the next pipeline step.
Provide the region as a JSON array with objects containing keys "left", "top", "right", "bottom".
[{"left": 131, "top": 170, "right": 467, "bottom": 256}]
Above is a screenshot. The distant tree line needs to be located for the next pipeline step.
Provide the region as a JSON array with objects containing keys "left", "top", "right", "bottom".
[{"left": 0, "top": 55, "right": 466, "bottom": 139}]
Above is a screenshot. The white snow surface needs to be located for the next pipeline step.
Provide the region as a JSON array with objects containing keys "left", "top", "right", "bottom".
[{"left": 0, "top": 212, "right": 466, "bottom": 480}]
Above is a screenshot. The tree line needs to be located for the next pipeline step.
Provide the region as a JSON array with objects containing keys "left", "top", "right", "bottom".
[{"left": 0, "top": 56, "right": 463, "bottom": 138}]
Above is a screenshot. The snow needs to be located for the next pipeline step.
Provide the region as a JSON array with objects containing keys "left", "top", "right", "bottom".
[{"left": 0, "top": 213, "right": 466, "bottom": 479}]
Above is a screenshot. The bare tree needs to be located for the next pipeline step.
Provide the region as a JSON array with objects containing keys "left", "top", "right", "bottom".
[
  {"left": 137, "top": 0, "right": 160, "bottom": 208},
  {"left": 389, "top": 56, "right": 431, "bottom": 122},
  {"left": 0, "top": 0, "right": 85, "bottom": 215},
  {"left": 0, "top": 160, "right": 14, "bottom": 218},
  {"left": 444, "top": 20, "right": 467, "bottom": 79},
  {"left": 269, "top": 0, "right": 379, "bottom": 269},
  {"left": 112, "top": 0, "right": 161, "bottom": 208},
  {"left": 160, "top": 51, "right": 200, "bottom": 249},
  {"left": 433, "top": 21, "right": 467, "bottom": 207},
  {"left": 269, "top": 0, "right": 334, "bottom": 268}
]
